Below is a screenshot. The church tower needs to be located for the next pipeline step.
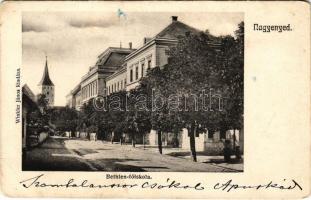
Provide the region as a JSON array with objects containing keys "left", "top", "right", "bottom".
[{"left": 38, "top": 56, "right": 55, "bottom": 106}]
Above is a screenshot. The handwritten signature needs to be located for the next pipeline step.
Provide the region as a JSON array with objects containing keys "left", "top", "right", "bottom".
[{"left": 19, "top": 174, "right": 303, "bottom": 192}]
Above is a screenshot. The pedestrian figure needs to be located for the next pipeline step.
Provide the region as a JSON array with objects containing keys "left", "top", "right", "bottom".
[
  {"left": 223, "top": 139, "right": 232, "bottom": 163},
  {"left": 235, "top": 146, "right": 242, "bottom": 160}
]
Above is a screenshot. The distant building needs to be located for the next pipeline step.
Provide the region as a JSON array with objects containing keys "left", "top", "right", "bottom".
[
  {"left": 38, "top": 56, "right": 55, "bottom": 107},
  {"left": 80, "top": 47, "right": 135, "bottom": 103},
  {"left": 66, "top": 46, "right": 135, "bottom": 109},
  {"left": 66, "top": 84, "right": 82, "bottom": 111},
  {"left": 65, "top": 93, "right": 73, "bottom": 108},
  {"left": 72, "top": 85, "right": 82, "bottom": 111}
]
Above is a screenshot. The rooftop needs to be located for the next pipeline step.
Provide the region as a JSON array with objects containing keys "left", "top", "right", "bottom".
[
  {"left": 38, "top": 57, "right": 54, "bottom": 86},
  {"left": 82, "top": 47, "right": 135, "bottom": 82}
]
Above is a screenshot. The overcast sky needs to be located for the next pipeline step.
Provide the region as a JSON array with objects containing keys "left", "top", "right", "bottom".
[{"left": 22, "top": 12, "right": 243, "bottom": 106}]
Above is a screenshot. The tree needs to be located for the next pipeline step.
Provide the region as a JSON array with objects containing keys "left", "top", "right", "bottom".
[
  {"left": 162, "top": 31, "right": 221, "bottom": 161},
  {"left": 49, "top": 106, "right": 79, "bottom": 136},
  {"left": 27, "top": 94, "right": 50, "bottom": 135},
  {"left": 217, "top": 22, "right": 244, "bottom": 148},
  {"left": 137, "top": 67, "right": 177, "bottom": 154},
  {"left": 107, "top": 91, "right": 128, "bottom": 143}
]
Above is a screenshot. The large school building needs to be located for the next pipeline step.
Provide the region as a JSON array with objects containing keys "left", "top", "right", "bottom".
[{"left": 66, "top": 16, "right": 243, "bottom": 153}]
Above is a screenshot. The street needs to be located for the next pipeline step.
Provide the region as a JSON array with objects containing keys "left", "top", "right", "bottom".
[{"left": 23, "top": 136, "right": 241, "bottom": 172}]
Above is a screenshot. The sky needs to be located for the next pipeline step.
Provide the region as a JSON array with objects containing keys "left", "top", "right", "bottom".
[{"left": 22, "top": 12, "right": 243, "bottom": 106}]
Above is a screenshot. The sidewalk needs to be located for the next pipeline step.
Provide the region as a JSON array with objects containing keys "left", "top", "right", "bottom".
[
  {"left": 65, "top": 139, "right": 241, "bottom": 172},
  {"left": 134, "top": 144, "right": 243, "bottom": 172}
]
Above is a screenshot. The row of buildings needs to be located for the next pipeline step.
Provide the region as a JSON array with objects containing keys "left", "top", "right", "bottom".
[
  {"left": 66, "top": 16, "right": 195, "bottom": 110},
  {"left": 66, "top": 16, "right": 243, "bottom": 153}
]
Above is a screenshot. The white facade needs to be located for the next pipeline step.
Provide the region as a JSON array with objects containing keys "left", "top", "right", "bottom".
[
  {"left": 106, "top": 67, "right": 127, "bottom": 95},
  {"left": 81, "top": 75, "right": 99, "bottom": 103},
  {"left": 124, "top": 39, "right": 174, "bottom": 91},
  {"left": 125, "top": 43, "right": 156, "bottom": 91}
]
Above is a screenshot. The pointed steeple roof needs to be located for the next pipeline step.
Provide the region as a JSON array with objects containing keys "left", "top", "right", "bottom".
[{"left": 38, "top": 56, "right": 54, "bottom": 86}]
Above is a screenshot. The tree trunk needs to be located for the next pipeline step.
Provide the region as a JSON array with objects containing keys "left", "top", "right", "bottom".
[
  {"left": 233, "top": 129, "right": 236, "bottom": 149},
  {"left": 158, "top": 130, "right": 162, "bottom": 154},
  {"left": 111, "top": 132, "right": 114, "bottom": 144},
  {"left": 174, "top": 131, "right": 179, "bottom": 147},
  {"left": 143, "top": 133, "right": 145, "bottom": 149},
  {"left": 132, "top": 131, "right": 136, "bottom": 147},
  {"left": 189, "top": 123, "right": 197, "bottom": 162}
]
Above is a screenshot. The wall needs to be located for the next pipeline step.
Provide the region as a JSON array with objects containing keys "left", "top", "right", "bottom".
[
  {"left": 39, "top": 85, "right": 54, "bottom": 106},
  {"left": 74, "top": 91, "right": 82, "bottom": 111},
  {"left": 106, "top": 69, "right": 126, "bottom": 95},
  {"left": 98, "top": 77, "right": 106, "bottom": 96},
  {"left": 240, "top": 128, "right": 244, "bottom": 153},
  {"left": 148, "top": 130, "right": 157, "bottom": 146},
  {"left": 81, "top": 73, "right": 99, "bottom": 103},
  {"left": 66, "top": 95, "right": 73, "bottom": 108},
  {"left": 181, "top": 128, "right": 206, "bottom": 151},
  {"left": 38, "top": 132, "right": 49, "bottom": 144},
  {"left": 147, "top": 130, "right": 181, "bottom": 147},
  {"left": 126, "top": 44, "right": 156, "bottom": 91},
  {"left": 156, "top": 45, "right": 170, "bottom": 67}
]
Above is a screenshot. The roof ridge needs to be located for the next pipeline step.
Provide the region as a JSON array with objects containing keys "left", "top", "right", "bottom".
[{"left": 155, "top": 20, "right": 201, "bottom": 39}]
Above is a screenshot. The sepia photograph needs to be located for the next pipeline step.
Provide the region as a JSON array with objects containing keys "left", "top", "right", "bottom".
[
  {"left": 21, "top": 11, "right": 244, "bottom": 172},
  {"left": 0, "top": 1, "right": 310, "bottom": 198}
]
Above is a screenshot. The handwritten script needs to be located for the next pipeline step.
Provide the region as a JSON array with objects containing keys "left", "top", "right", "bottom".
[{"left": 19, "top": 174, "right": 303, "bottom": 192}]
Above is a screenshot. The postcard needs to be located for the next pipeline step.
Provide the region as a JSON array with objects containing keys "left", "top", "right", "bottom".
[{"left": 0, "top": 1, "right": 310, "bottom": 198}]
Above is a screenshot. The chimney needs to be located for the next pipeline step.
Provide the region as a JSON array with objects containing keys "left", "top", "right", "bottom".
[
  {"left": 144, "top": 37, "right": 152, "bottom": 44},
  {"left": 129, "top": 42, "right": 132, "bottom": 49},
  {"left": 171, "top": 16, "right": 178, "bottom": 22}
]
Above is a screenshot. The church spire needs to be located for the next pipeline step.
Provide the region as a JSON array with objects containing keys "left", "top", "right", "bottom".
[{"left": 38, "top": 56, "right": 54, "bottom": 86}]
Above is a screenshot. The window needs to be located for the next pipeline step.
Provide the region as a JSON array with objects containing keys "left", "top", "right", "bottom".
[
  {"left": 112, "top": 85, "right": 114, "bottom": 93},
  {"left": 147, "top": 60, "right": 151, "bottom": 70},
  {"left": 124, "top": 78, "right": 126, "bottom": 85},
  {"left": 95, "top": 81, "right": 97, "bottom": 95},
  {"left": 121, "top": 80, "right": 123, "bottom": 89},
  {"left": 90, "top": 84, "right": 92, "bottom": 97},
  {"left": 141, "top": 63, "right": 145, "bottom": 77},
  {"left": 115, "top": 83, "right": 117, "bottom": 92},
  {"left": 118, "top": 82, "right": 119, "bottom": 91},
  {"left": 135, "top": 66, "right": 139, "bottom": 80},
  {"left": 130, "top": 69, "right": 133, "bottom": 82}
]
